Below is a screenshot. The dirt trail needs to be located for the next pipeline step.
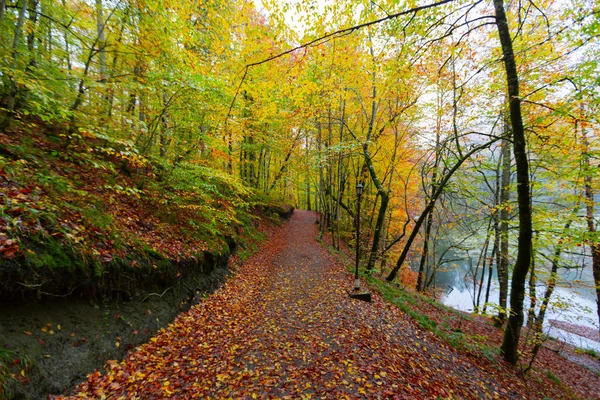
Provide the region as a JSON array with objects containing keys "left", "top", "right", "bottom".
[{"left": 64, "top": 210, "right": 569, "bottom": 399}]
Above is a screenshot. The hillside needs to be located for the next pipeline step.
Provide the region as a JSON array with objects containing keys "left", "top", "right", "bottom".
[
  {"left": 0, "top": 117, "right": 290, "bottom": 300},
  {"left": 0, "top": 118, "right": 292, "bottom": 398}
]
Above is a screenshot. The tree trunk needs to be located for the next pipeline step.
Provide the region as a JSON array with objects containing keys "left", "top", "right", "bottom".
[
  {"left": 336, "top": 98, "right": 346, "bottom": 250},
  {"left": 1, "top": 0, "right": 28, "bottom": 131},
  {"left": 526, "top": 216, "right": 575, "bottom": 372},
  {"left": 159, "top": 92, "right": 169, "bottom": 160},
  {"left": 535, "top": 217, "right": 573, "bottom": 329},
  {"left": 317, "top": 119, "right": 327, "bottom": 236},
  {"left": 95, "top": 0, "right": 107, "bottom": 83},
  {"left": 386, "top": 139, "right": 500, "bottom": 282},
  {"left": 483, "top": 241, "right": 497, "bottom": 313},
  {"left": 26, "top": 0, "right": 39, "bottom": 70},
  {"left": 581, "top": 122, "right": 600, "bottom": 329},
  {"left": 417, "top": 210, "right": 434, "bottom": 292},
  {"left": 497, "top": 132, "right": 512, "bottom": 325},
  {"left": 476, "top": 229, "right": 492, "bottom": 311},
  {"left": 527, "top": 250, "right": 537, "bottom": 327},
  {"left": 362, "top": 86, "right": 389, "bottom": 272},
  {"left": 494, "top": 0, "right": 533, "bottom": 364},
  {"left": 0, "top": 0, "right": 6, "bottom": 23},
  {"left": 306, "top": 159, "right": 312, "bottom": 211}
]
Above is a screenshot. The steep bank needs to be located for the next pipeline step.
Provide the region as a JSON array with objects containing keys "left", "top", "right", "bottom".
[
  {"left": 0, "top": 117, "right": 292, "bottom": 301},
  {"left": 0, "top": 117, "right": 293, "bottom": 398},
  {"left": 0, "top": 214, "right": 289, "bottom": 399}
]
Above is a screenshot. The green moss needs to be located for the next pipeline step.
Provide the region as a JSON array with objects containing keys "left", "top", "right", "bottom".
[
  {"left": 82, "top": 205, "right": 114, "bottom": 231},
  {"left": 24, "top": 234, "right": 81, "bottom": 272}
]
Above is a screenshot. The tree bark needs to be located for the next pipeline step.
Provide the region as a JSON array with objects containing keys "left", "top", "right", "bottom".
[
  {"left": 26, "top": 0, "right": 39, "bottom": 70},
  {"left": 497, "top": 133, "right": 511, "bottom": 325},
  {"left": 95, "top": 0, "right": 107, "bottom": 83},
  {"left": 416, "top": 211, "right": 433, "bottom": 292},
  {"left": 494, "top": 0, "right": 533, "bottom": 364},
  {"left": 0, "top": 0, "right": 6, "bottom": 23},
  {"left": 581, "top": 123, "right": 600, "bottom": 329},
  {"left": 2, "top": 0, "right": 28, "bottom": 129}
]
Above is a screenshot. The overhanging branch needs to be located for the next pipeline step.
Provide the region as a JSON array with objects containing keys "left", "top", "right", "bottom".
[{"left": 224, "top": 0, "right": 457, "bottom": 126}]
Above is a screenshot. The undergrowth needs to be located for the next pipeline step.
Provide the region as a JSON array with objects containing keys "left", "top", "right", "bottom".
[
  {"left": 0, "top": 119, "right": 281, "bottom": 300},
  {"left": 335, "top": 249, "right": 500, "bottom": 363},
  {"left": 365, "top": 276, "right": 500, "bottom": 362},
  {"left": 0, "top": 347, "right": 31, "bottom": 399}
]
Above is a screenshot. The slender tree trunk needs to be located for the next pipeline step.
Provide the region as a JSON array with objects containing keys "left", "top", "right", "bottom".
[
  {"left": 306, "top": 171, "right": 312, "bottom": 211},
  {"left": 494, "top": 0, "right": 533, "bottom": 364},
  {"left": 227, "top": 132, "right": 233, "bottom": 173},
  {"left": 497, "top": 132, "right": 512, "bottom": 324},
  {"left": 483, "top": 241, "right": 497, "bottom": 313},
  {"left": 1, "top": 0, "right": 28, "bottom": 131},
  {"left": 417, "top": 211, "right": 434, "bottom": 292},
  {"left": 26, "top": 0, "right": 39, "bottom": 70},
  {"left": 362, "top": 88, "right": 390, "bottom": 271},
  {"left": 269, "top": 140, "right": 297, "bottom": 191},
  {"left": 418, "top": 91, "right": 442, "bottom": 290},
  {"left": 95, "top": 0, "right": 107, "bottom": 83},
  {"left": 0, "top": 0, "right": 6, "bottom": 23},
  {"left": 159, "top": 92, "right": 169, "bottom": 159},
  {"left": 486, "top": 157, "right": 502, "bottom": 314},
  {"left": 317, "top": 120, "right": 326, "bottom": 235},
  {"left": 527, "top": 250, "right": 537, "bottom": 327},
  {"left": 386, "top": 139, "right": 500, "bottom": 282},
  {"left": 526, "top": 216, "right": 575, "bottom": 371},
  {"left": 328, "top": 108, "right": 335, "bottom": 237},
  {"left": 336, "top": 99, "right": 345, "bottom": 250},
  {"left": 581, "top": 122, "right": 600, "bottom": 329},
  {"left": 476, "top": 230, "right": 492, "bottom": 310}
]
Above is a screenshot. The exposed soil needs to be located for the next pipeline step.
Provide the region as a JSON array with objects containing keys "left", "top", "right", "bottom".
[
  {"left": 56, "top": 210, "right": 599, "bottom": 399},
  {"left": 0, "top": 256, "right": 229, "bottom": 399}
]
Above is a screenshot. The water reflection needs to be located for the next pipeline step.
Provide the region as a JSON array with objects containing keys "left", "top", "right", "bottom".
[{"left": 431, "top": 255, "right": 600, "bottom": 351}]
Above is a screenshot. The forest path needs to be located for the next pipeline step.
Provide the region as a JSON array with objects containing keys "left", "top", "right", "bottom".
[{"left": 68, "top": 210, "right": 537, "bottom": 399}]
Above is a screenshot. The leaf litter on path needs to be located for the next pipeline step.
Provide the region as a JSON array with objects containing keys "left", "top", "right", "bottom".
[{"left": 58, "top": 210, "right": 585, "bottom": 399}]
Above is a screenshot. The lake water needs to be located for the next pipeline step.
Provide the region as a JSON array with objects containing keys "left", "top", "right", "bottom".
[{"left": 431, "top": 257, "right": 600, "bottom": 351}]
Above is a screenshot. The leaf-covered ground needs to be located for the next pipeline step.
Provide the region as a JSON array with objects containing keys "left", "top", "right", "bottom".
[{"left": 60, "top": 211, "right": 595, "bottom": 399}]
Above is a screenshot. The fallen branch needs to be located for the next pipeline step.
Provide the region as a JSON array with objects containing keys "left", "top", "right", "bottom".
[
  {"left": 17, "top": 282, "right": 78, "bottom": 298},
  {"left": 140, "top": 286, "right": 174, "bottom": 303}
]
